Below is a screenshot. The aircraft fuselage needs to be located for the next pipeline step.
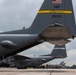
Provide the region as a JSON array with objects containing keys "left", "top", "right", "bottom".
[{"left": 0, "top": 34, "right": 40, "bottom": 58}]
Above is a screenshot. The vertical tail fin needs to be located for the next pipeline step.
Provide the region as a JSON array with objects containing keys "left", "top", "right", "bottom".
[
  {"left": 3, "top": 0, "right": 76, "bottom": 40},
  {"left": 59, "top": 61, "right": 66, "bottom": 66},
  {"left": 50, "top": 45, "right": 67, "bottom": 58},
  {"left": 29, "top": 0, "right": 76, "bottom": 36},
  {"left": 59, "top": 61, "right": 66, "bottom": 68}
]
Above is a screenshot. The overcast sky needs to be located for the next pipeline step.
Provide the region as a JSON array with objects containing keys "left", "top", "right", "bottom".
[{"left": 0, "top": 0, "right": 76, "bottom": 66}]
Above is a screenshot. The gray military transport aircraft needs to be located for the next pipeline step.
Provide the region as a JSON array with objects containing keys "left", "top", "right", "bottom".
[
  {"left": 4, "top": 45, "right": 66, "bottom": 69},
  {"left": 15, "top": 45, "right": 67, "bottom": 69},
  {"left": 0, "top": 0, "right": 75, "bottom": 59}
]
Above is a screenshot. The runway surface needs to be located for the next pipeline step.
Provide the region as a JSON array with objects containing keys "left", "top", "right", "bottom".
[{"left": 0, "top": 68, "right": 76, "bottom": 75}]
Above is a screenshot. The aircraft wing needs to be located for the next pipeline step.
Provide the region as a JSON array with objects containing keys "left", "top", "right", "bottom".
[{"left": 14, "top": 55, "right": 31, "bottom": 60}]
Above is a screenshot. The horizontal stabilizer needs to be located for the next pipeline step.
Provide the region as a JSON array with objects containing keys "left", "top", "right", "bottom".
[{"left": 48, "top": 39, "right": 71, "bottom": 45}]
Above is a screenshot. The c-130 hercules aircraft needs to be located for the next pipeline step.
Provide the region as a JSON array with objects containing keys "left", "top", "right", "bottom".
[
  {"left": 0, "top": 45, "right": 67, "bottom": 69},
  {"left": 0, "top": 0, "right": 75, "bottom": 59}
]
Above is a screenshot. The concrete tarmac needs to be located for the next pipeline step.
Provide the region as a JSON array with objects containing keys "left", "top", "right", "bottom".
[{"left": 0, "top": 68, "right": 76, "bottom": 75}]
